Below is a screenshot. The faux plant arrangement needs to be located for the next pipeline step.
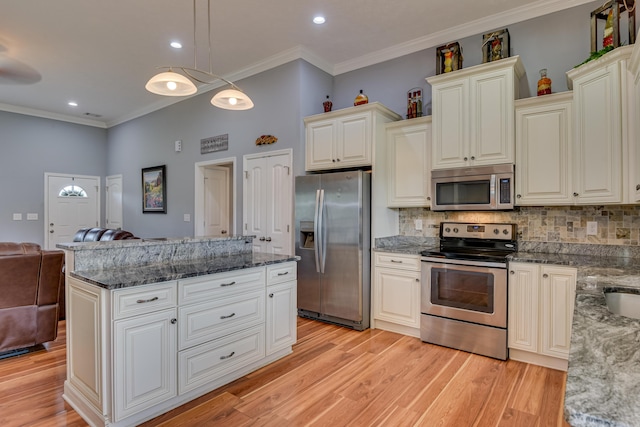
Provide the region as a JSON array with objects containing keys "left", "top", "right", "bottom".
[{"left": 575, "top": 45, "right": 615, "bottom": 67}]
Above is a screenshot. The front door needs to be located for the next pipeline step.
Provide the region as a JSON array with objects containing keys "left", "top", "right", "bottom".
[{"left": 45, "top": 173, "right": 100, "bottom": 249}]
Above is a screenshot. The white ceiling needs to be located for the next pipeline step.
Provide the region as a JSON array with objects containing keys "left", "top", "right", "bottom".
[{"left": 0, "top": 0, "right": 594, "bottom": 128}]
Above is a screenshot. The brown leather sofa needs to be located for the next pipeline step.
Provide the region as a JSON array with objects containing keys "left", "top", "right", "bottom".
[
  {"left": 73, "top": 227, "right": 137, "bottom": 242},
  {"left": 0, "top": 242, "right": 64, "bottom": 354}
]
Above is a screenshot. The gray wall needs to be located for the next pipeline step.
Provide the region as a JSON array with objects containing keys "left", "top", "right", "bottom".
[
  {"left": 0, "top": 111, "right": 107, "bottom": 245},
  {"left": 1, "top": 0, "right": 629, "bottom": 244}
]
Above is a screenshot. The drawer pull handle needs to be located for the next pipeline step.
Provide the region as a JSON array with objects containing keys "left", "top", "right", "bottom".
[
  {"left": 390, "top": 260, "right": 403, "bottom": 263},
  {"left": 220, "top": 281, "right": 236, "bottom": 287},
  {"left": 220, "top": 351, "right": 235, "bottom": 360},
  {"left": 277, "top": 271, "right": 289, "bottom": 276},
  {"left": 136, "top": 296, "right": 159, "bottom": 304},
  {"left": 220, "top": 313, "right": 236, "bottom": 319}
]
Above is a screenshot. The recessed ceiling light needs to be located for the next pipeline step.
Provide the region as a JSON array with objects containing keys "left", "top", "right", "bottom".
[
  {"left": 313, "top": 16, "right": 326, "bottom": 25},
  {"left": 170, "top": 41, "right": 182, "bottom": 49},
  {"left": 68, "top": 101, "right": 78, "bottom": 107}
]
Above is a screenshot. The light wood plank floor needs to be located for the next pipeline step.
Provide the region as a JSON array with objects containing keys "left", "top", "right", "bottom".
[{"left": 0, "top": 319, "right": 570, "bottom": 426}]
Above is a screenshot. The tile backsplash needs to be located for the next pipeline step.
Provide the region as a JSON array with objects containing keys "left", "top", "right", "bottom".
[{"left": 399, "top": 205, "right": 640, "bottom": 246}]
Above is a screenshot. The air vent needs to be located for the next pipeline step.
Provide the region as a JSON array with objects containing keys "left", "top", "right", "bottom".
[{"left": 83, "top": 112, "right": 102, "bottom": 118}]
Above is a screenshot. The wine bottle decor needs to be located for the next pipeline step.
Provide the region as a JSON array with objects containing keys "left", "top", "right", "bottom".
[{"left": 354, "top": 90, "right": 368, "bottom": 106}]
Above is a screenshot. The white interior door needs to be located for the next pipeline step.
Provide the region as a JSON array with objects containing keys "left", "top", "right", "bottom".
[
  {"left": 244, "top": 150, "right": 292, "bottom": 255},
  {"left": 106, "top": 174, "right": 123, "bottom": 230},
  {"left": 204, "top": 166, "right": 230, "bottom": 236},
  {"left": 45, "top": 173, "right": 100, "bottom": 249}
]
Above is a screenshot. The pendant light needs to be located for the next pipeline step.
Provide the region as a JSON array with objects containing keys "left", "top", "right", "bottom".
[{"left": 145, "top": 0, "right": 254, "bottom": 110}]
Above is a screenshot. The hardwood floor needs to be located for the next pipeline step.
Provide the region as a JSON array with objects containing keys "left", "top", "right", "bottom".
[{"left": 0, "top": 319, "right": 570, "bottom": 426}]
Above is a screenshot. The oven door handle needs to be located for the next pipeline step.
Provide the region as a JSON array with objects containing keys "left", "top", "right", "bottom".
[{"left": 421, "top": 256, "right": 506, "bottom": 269}]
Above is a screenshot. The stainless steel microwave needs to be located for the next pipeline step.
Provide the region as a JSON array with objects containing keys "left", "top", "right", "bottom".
[{"left": 431, "top": 164, "right": 514, "bottom": 211}]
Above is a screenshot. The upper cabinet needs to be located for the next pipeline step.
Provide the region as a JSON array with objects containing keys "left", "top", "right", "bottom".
[
  {"left": 427, "top": 56, "right": 524, "bottom": 170},
  {"left": 304, "top": 102, "right": 401, "bottom": 171},
  {"left": 566, "top": 45, "right": 634, "bottom": 204},
  {"left": 629, "top": 42, "right": 640, "bottom": 202},
  {"left": 385, "top": 116, "right": 432, "bottom": 207}
]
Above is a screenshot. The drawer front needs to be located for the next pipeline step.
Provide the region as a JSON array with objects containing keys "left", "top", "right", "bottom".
[
  {"left": 179, "top": 267, "right": 265, "bottom": 304},
  {"left": 267, "top": 262, "right": 297, "bottom": 286},
  {"left": 112, "top": 281, "right": 177, "bottom": 320},
  {"left": 178, "top": 324, "right": 265, "bottom": 394},
  {"left": 374, "top": 252, "right": 420, "bottom": 271},
  {"left": 178, "top": 290, "right": 265, "bottom": 350}
]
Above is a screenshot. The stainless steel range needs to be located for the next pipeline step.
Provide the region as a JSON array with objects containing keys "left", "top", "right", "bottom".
[{"left": 420, "top": 222, "right": 517, "bottom": 360}]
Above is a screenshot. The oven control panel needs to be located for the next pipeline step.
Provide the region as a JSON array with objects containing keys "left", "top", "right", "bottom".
[{"left": 440, "top": 222, "right": 515, "bottom": 240}]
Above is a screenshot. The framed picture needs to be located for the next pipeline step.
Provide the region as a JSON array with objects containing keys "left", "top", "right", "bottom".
[
  {"left": 482, "top": 29, "right": 510, "bottom": 63},
  {"left": 436, "top": 42, "right": 462, "bottom": 75},
  {"left": 142, "top": 165, "right": 166, "bottom": 213}
]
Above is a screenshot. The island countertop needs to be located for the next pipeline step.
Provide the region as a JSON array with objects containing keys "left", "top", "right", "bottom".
[{"left": 70, "top": 252, "right": 299, "bottom": 290}]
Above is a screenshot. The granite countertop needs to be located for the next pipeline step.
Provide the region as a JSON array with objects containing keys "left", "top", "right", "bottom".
[
  {"left": 57, "top": 234, "right": 251, "bottom": 251},
  {"left": 71, "top": 252, "right": 299, "bottom": 290},
  {"left": 509, "top": 252, "right": 640, "bottom": 427},
  {"left": 373, "top": 235, "right": 438, "bottom": 256}
]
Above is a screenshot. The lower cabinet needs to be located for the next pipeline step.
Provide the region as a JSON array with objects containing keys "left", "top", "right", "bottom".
[
  {"left": 64, "top": 261, "right": 297, "bottom": 427},
  {"left": 507, "top": 262, "right": 577, "bottom": 371},
  {"left": 372, "top": 252, "right": 421, "bottom": 337}
]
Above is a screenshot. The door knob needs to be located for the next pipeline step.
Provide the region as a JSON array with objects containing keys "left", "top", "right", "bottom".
[
  {"left": 50, "top": 223, "right": 54, "bottom": 226},
  {"left": 265, "top": 237, "right": 272, "bottom": 242},
  {"left": 259, "top": 237, "right": 266, "bottom": 241},
  {"left": 49, "top": 230, "right": 54, "bottom": 233},
  {"left": 221, "top": 230, "right": 227, "bottom": 234},
  {"left": 170, "top": 318, "right": 177, "bottom": 324}
]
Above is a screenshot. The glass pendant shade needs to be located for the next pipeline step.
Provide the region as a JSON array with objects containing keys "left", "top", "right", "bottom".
[
  {"left": 145, "top": 71, "right": 197, "bottom": 96},
  {"left": 211, "top": 88, "right": 254, "bottom": 110}
]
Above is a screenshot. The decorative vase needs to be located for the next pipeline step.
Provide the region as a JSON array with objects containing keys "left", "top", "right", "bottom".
[
  {"left": 354, "top": 90, "right": 368, "bottom": 106},
  {"left": 537, "top": 69, "right": 552, "bottom": 96},
  {"left": 323, "top": 95, "right": 332, "bottom": 112}
]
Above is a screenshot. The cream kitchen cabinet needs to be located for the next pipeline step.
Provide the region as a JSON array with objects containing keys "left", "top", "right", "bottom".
[
  {"left": 566, "top": 45, "right": 634, "bottom": 204},
  {"left": 629, "top": 42, "right": 640, "bottom": 201},
  {"left": 372, "top": 252, "right": 421, "bottom": 338},
  {"left": 508, "top": 262, "right": 577, "bottom": 371},
  {"left": 427, "top": 56, "right": 524, "bottom": 170},
  {"left": 64, "top": 261, "right": 297, "bottom": 427},
  {"left": 304, "top": 102, "right": 400, "bottom": 171},
  {"left": 386, "top": 116, "right": 432, "bottom": 207},
  {"left": 515, "top": 92, "right": 573, "bottom": 205}
]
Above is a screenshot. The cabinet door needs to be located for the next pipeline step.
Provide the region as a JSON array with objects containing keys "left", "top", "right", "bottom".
[
  {"left": 113, "top": 309, "right": 177, "bottom": 421},
  {"left": 306, "top": 120, "right": 336, "bottom": 171},
  {"left": 539, "top": 266, "right": 577, "bottom": 359},
  {"left": 432, "top": 79, "right": 469, "bottom": 169},
  {"left": 507, "top": 262, "right": 539, "bottom": 353},
  {"left": 515, "top": 96, "right": 573, "bottom": 205},
  {"left": 337, "top": 112, "right": 371, "bottom": 167},
  {"left": 266, "top": 280, "right": 297, "bottom": 355},
  {"left": 469, "top": 68, "right": 515, "bottom": 166},
  {"left": 373, "top": 267, "right": 420, "bottom": 328},
  {"left": 573, "top": 63, "right": 622, "bottom": 203},
  {"left": 387, "top": 119, "right": 432, "bottom": 207}
]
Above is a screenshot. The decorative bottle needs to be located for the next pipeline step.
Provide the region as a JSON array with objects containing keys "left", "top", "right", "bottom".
[
  {"left": 537, "top": 69, "right": 552, "bottom": 96},
  {"left": 323, "top": 95, "right": 333, "bottom": 112},
  {"left": 354, "top": 90, "right": 368, "bottom": 106}
]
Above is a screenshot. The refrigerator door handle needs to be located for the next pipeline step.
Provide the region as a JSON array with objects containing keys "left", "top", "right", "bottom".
[
  {"left": 318, "top": 189, "right": 326, "bottom": 273},
  {"left": 314, "top": 189, "right": 322, "bottom": 273}
]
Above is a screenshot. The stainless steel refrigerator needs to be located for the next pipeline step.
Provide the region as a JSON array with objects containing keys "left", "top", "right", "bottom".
[{"left": 295, "top": 170, "right": 371, "bottom": 331}]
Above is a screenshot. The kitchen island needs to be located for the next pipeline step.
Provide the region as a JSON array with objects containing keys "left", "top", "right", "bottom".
[{"left": 58, "top": 236, "right": 299, "bottom": 427}]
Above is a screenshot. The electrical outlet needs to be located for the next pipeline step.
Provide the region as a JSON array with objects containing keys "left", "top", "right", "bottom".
[
  {"left": 414, "top": 219, "right": 423, "bottom": 231},
  {"left": 586, "top": 221, "right": 598, "bottom": 235}
]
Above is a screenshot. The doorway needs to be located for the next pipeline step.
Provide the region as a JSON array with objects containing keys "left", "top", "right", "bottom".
[
  {"left": 194, "top": 158, "right": 235, "bottom": 237},
  {"left": 106, "top": 174, "right": 123, "bottom": 230},
  {"left": 44, "top": 173, "right": 100, "bottom": 249}
]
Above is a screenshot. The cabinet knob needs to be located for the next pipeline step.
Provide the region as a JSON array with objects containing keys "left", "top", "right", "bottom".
[
  {"left": 464, "top": 157, "right": 468, "bottom": 161},
  {"left": 470, "top": 156, "right": 475, "bottom": 160},
  {"left": 636, "top": 184, "right": 640, "bottom": 191},
  {"left": 415, "top": 278, "right": 419, "bottom": 282},
  {"left": 542, "top": 273, "right": 549, "bottom": 278},
  {"left": 269, "top": 293, "right": 274, "bottom": 298},
  {"left": 573, "top": 192, "right": 579, "bottom": 197},
  {"left": 332, "top": 159, "right": 336, "bottom": 162},
  {"left": 510, "top": 270, "right": 515, "bottom": 275},
  {"left": 427, "top": 197, "right": 431, "bottom": 201},
  {"left": 516, "top": 194, "right": 521, "bottom": 198},
  {"left": 170, "top": 318, "right": 177, "bottom": 324},
  {"left": 336, "top": 158, "right": 340, "bottom": 162}
]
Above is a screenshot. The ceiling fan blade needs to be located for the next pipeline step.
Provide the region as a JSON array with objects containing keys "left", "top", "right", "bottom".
[{"left": 0, "top": 56, "right": 41, "bottom": 85}]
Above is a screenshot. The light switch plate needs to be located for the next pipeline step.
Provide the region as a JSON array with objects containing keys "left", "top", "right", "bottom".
[
  {"left": 12, "top": 213, "right": 22, "bottom": 221},
  {"left": 414, "top": 219, "right": 423, "bottom": 231},
  {"left": 27, "top": 213, "right": 38, "bottom": 220},
  {"left": 586, "top": 221, "right": 597, "bottom": 235},
  {"left": 183, "top": 213, "right": 191, "bottom": 222}
]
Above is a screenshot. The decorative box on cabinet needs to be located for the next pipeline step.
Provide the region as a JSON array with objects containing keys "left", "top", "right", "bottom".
[
  {"left": 427, "top": 56, "right": 524, "bottom": 170},
  {"left": 508, "top": 262, "right": 577, "bottom": 371},
  {"left": 386, "top": 116, "right": 432, "bottom": 207},
  {"left": 372, "top": 252, "right": 421, "bottom": 337},
  {"left": 304, "top": 102, "right": 401, "bottom": 171},
  {"left": 566, "top": 45, "right": 634, "bottom": 204},
  {"left": 515, "top": 92, "right": 573, "bottom": 205}
]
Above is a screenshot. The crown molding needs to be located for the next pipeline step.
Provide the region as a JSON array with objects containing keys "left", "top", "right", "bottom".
[
  {"left": 0, "top": 102, "right": 107, "bottom": 128},
  {"left": 334, "top": 0, "right": 597, "bottom": 75}
]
